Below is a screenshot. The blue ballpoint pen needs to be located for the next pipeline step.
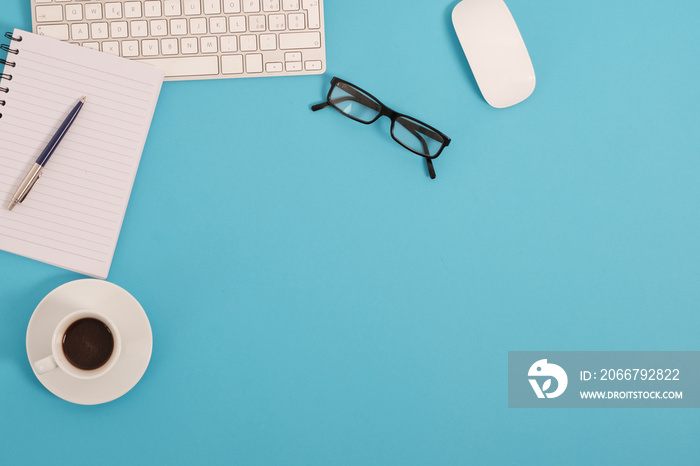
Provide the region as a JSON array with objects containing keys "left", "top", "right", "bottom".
[{"left": 7, "top": 96, "right": 86, "bottom": 211}]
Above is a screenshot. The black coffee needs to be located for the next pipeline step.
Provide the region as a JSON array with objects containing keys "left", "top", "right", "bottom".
[{"left": 62, "top": 318, "right": 114, "bottom": 371}]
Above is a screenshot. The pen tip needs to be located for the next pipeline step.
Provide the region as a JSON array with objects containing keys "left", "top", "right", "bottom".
[
  {"left": 80, "top": 96, "right": 87, "bottom": 103},
  {"left": 7, "top": 201, "right": 16, "bottom": 211}
]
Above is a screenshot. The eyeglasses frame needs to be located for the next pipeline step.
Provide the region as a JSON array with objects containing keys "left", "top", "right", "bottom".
[{"left": 311, "top": 77, "right": 451, "bottom": 179}]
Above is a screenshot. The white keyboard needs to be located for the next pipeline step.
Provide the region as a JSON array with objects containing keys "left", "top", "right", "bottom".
[{"left": 31, "top": 0, "right": 326, "bottom": 81}]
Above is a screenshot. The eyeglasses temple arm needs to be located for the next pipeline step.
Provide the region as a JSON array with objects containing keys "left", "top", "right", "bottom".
[
  {"left": 411, "top": 127, "right": 430, "bottom": 154},
  {"left": 311, "top": 102, "right": 330, "bottom": 111},
  {"left": 403, "top": 121, "right": 437, "bottom": 180},
  {"left": 403, "top": 121, "right": 431, "bottom": 154},
  {"left": 341, "top": 86, "right": 381, "bottom": 110},
  {"left": 312, "top": 84, "right": 382, "bottom": 112},
  {"left": 426, "top": 158, "right": 436, "bottom": 179},
  {"left": 402, "top": 118, "right": 445, "bottom": 142}
]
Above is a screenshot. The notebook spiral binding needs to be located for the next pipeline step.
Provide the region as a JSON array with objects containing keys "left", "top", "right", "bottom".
[{"left": 0, "top": 32, "right": 23, "bottom": 117}]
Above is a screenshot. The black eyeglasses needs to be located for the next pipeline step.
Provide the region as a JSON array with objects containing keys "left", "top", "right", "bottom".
[{"left": 312, "top": 77, "right": 451, "bottom": 179}]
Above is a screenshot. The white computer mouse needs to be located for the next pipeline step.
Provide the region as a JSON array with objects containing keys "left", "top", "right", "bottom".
[{"left": 452, "top": 0, "right": 535, "bottom": 108}]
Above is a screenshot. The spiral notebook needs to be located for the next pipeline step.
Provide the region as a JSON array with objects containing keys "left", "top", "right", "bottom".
[{"left": 0, "top": 29, "right": 164, "bottom": 279}]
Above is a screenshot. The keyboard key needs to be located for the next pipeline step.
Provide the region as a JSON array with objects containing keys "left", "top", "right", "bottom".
[
  {"left": 302, "top": 0, "right": 320, "bottom": 29},
  {"left": 240, "top": 35, "right": 257, "bottom": 51},
  {"left": 245, "top": 53, "right": 263, "bottom": 73},
  {"left": 65, "top": 4, "right": 83, "bottom": 21},
  {"left": 102, "top": 41, "right": 120, "bottom": 55},
  {"left": 243, "top": 0, "right": 261, "bottom": 13},
  {"left": 201, "top": 37, "right": 218, "bottom": 53},
  {"left": 223, "top": 0, "right": 241, "bottom": 14},
  {"left": 144, "top": 1, "right": 162, "bottom": 17},
  {"left": 221, "top": 55, "right": 243, "bottom": 74},
  {"left": 268, "top": 14, "right": 286, "bottom": 31},
  {"left": 171, "top": 19, "right": 188, "bottom": 35},
  {"left": 122, "top": 40, "right": 139, "bottom": 57},
  {"left": 190, "top": 18, "right": 207, "bottom": 35},
  {"left": 220, "top": 36, "right": 238, "bottom": 52},
  {"left": 84, "top": 3, "right": 103, "bottom": 20},
  {"left": 91, "top": 22, "right": 108, "bottom": 39},
  {"left": 288, "top": 13, "right": 305, "bottom": 30},
  {"left": 36, "top": 5, "right": 63, "bottom": 22},
  {"left": 203, "top": 0, "right": 222, "bottom": 14},
  {"left": 162, "top": 38, "right": 179, "bottom": 55},
  {"left": 110, "top": 21, "right": 128, "bottom": 38},
  {"left": 142, "top": 39, "right": 159, "bottom": 56},
  {"left": 259, "top": 34, "right": 276, "bottom": 51},
  {"left": 137, "top": 56, "right": 220, "bottom": 77},
  {"left": 284, "top": 51, "right": 301, "bottom": 61},
  {"left": 183, "top": 0, "right": 202, "bottom": 15},
  {"left": 249, "top": 15, "right": 266, "bottom": 32},
  {"left": 229, "top": 16, "right": 246, "bottom": 33},
  {"left": 37, "top": 24, "right": 69, "bottom": 40},
  {"left": 71, "top": 23, "right": 89, "bottom": 40},
  {"left": 304, "top": 60, "right": 322, "bottom": 71},
  {"left": 266, "top": 62, "right": 283, "bottom": 72},
  {"left": 210, "top": 17, "right": 227, "bottom": 34},
  {"left": 104, "top": 2, "right": 122, "bottom": 19},
  {"left": 263, "top": 0, "right": 280, "bottom": 12},
  {"left": 82, "top": 42, "right": 100, "bottom": 51},
  {"left": 124, "top": 2, "right": 142, "bottom": 18},
  {"left": 164, "top": 0, "right": 182, "bottom": 16},
  {"left": 285, "top": 61, "right": 302, "bottom": 71},
  {"left": 181, "top": 37, "right": 198, "bottom": 54},
  {"left": 282, "top": 0, "right": 300, "bottom": 10},
  {"left": 132, "top": 20, "right": 148, "bottom": 37},
  {"left": 151, "top": 19, "right": 168, "bottom": 37},
  {"left": 279, "top": 32, "right": 321, "bottom": 50}
]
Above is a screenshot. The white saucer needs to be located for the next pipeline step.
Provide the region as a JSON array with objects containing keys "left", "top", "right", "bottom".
[{"left": 26, "top": 279, "right": 153, "bottom": 405}]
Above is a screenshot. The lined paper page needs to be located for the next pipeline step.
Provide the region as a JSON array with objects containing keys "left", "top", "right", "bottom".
[{"left": 0, "top": 29, "right": 163, "bottom": 278}]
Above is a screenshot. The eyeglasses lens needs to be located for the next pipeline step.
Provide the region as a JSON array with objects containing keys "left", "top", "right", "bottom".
[
  {"left": 329, "top": 82, "right": 381, "bottom": 123},
  {"left": 392, "top": 116, "right": 446, "bottom": 157}
]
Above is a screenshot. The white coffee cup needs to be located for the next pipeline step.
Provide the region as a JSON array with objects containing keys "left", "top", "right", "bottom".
[{"left": 33, "top": 310, "right": 122, "bottom": 380}]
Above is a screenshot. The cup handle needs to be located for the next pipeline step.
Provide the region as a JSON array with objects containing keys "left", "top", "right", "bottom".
[{"left": 33, "top": 355, "right": 58, "bottom": 375}]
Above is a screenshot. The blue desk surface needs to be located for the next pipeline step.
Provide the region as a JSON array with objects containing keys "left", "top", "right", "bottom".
[{"left": 1, "top": 0, "right": 699, "bottom": 464}]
